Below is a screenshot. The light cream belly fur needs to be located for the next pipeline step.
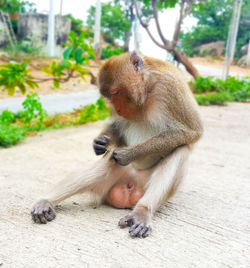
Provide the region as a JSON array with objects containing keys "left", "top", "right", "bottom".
[
  {"left": 132, "top": 154, "right": 162, "bottom": 170},
  {"left": 121, "top": 120, "right": 165, "bottom": 170}
]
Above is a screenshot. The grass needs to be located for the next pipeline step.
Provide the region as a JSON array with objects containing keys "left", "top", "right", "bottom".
[{"left": 0, "top": 97, "right": 110, "bottom": 148}]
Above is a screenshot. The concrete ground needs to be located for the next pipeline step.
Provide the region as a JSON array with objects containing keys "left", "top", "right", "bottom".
[{"left": 0, "top": 103, "right": 249, "bottom": 268}]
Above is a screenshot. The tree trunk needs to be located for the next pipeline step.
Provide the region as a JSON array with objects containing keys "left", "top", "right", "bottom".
[
  {"left": 172, "top": 48, "right": 199, "bottom": 79},
  {"left": 123, "top": 30, "right": 131, "bottom": 52}
]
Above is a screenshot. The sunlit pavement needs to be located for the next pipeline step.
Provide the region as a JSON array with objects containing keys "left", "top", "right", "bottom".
[{"left": 0, "top": 90, "right": 100, "bottom": 115}]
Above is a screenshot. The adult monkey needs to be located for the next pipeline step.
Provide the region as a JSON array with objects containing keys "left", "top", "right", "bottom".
[{"left": 31, "top": 52, "right": 203, "bottom": 238}]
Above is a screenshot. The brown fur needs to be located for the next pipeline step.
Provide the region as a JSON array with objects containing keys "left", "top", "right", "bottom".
[
  {"left": 31, "top": 52, "right": 203, "bottom": 238},
  {"left": 98, "top": 53, "right": 203, "bottom": 168}
]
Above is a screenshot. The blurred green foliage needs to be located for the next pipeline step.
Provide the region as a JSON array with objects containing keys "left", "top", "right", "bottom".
[
  {"left": 0, "top": 97, "right": 110, "bottom": 148},
  {"left": 0, "top": 0, "right": 36, "bottom": 14},
  {"left": 101, "top": 45, "right": 124, "bottom": 59},
  {"left": 0, "top": 109, "right": 15, "bottom": 124},
  {"left": 0, "top": 59, "right": 38, "bottom": 96},
  {"left": 17, "top": 92, "right": 47, "bottom": 126},
  {"left": 78, "top": 97, "right": 110, "bottom": 123},
  {"left": 63, "top": 30, "right": 95, "bottom": 64},
  {"left": 192, "top": 76, "right": 250, "bottom": 105},
  {"left": 180, "top": 0, "right": 250, "bottom": 57},
  {"left": 4, "top": 38, "right": 42, "bottom": 58},
  {"left": 64, "top": 13, "right": 94, "bottom": 38},
  {"left": 0, "top": 30, "right": 95, "bottom": 94},
  {"left": 87, "top": 1, "right": 130, "bottom": 44},
  {"left": 0, "top": 123, "right": 26, "bottom": 147}
]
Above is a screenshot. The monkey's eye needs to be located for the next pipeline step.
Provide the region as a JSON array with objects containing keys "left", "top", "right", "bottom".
[
  {"left": 110, "top": 88, "right": 119, "bottom": 96},
  {"left": 126, "top": 96, "right": 132, "bottom": 103}
]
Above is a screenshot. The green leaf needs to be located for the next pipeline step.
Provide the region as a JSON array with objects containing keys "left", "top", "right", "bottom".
[
  {"left": 63, "top": 47, "right": 73, "bottom": 59},
  {"left": 75, "top": 48, "right": 83, "bottom": 64},
  {"left": 18, "top": 83, "right": 26, "bottom": 94},
  {"left": 53, "top": 80, "right": 60, "bottom": 88}
]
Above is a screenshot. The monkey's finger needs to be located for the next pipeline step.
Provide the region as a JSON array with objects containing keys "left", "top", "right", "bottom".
[
  {"left": 94, "top": 140, "right": 106, "bottom": 146},
  {"left": 129, "top": 223, "right": 139, "bottom": 233},
  {"left": 94, "top": 136, "right": 109, "bottom": 145},
  {"left": 94, "top": 144, "right": 106, "bottom": 151},
  {"left": 118, "top": 215, "right": 134, "bottom": 228},
  {"left": 139, "top": 226, "right": 152, "bottom": 238},
  {"left": 44, "top": 211, "right": 55, "bottom": 222},
  {"left": 129, "top": 223, "right": 151, "bottom": 238},
  {"left": 95, "top": 148, "right": 107, "bottom": 155},
  {"left": 31, "top": 212, "right": 40, "bottom": 223},
  {"left": 31, "top": 209, "right": 40, "bottom": 223},
  {"left": 129, "top": 224, "right": 141, "bottom": 237},
  {"left": 38, "top": 213, "right": 48, "bottom": 224}
]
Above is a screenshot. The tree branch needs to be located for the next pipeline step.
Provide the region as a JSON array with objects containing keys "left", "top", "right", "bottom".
[
  {"left": 171, "top": 0, "right": 185, "bottom": 49},
  {"left": 134, "top": 0, "right": 166, "bottom": 49},
  {"left": 31, "top": 70, "right": 97, "bottom": 85},
  {"left": 145, "top": 27, "right": 167, "bottom": 49},
  {"left": 133, "top": 0, "right": 148, "bottom": 28},
  {"left": 151, "top": 0, "right": 170, "bottom": 47}
]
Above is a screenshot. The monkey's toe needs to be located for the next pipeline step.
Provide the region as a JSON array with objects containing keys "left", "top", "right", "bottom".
[
  {"left": 129, "top": 223, "right": 152, "bottom": 238},
  {"left": 118, "top": 215, "right": 134, "bottom": 228},
  {"left": 31, "top": 200, "right": 56, "bottom": 224},
  {"left": 119, "top": 215, "right": 152, "bottom": 237}
]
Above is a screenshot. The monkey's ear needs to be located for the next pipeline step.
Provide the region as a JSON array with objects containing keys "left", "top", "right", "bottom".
[{"left": 130, "top": 51, "right": 144, "bottom": 72}]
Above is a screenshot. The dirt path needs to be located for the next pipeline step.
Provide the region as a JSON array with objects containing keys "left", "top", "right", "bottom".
[{"left": 0, "top": 103, "right": 249, "bottom": 267}]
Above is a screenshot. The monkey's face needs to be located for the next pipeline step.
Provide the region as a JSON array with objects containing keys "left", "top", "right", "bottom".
[
  {"left": 109, "top": 87, "right": 138, "bottom": 120},
  {"left": 98, "top": 52, "right": 146, "bottom": 120}
]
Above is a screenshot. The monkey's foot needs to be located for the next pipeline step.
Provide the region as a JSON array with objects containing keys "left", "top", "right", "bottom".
[
  {"left": 118, "top": 214, "right": 152, "bottom": 238},
  {"left": 31, "top": 200, "right": 56, "bottom": 224}
]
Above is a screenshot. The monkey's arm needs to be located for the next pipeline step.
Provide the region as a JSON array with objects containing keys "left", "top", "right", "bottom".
[{"left": 113, "top": 122, "right": 203, "bottom": 165}]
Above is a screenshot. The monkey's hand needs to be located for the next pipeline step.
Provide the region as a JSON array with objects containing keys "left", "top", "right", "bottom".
[
  {"left": 31, "top": 199, "right": 56, "bottom": 224},
  {"left": 93, "top": 135, "right": 110, "bottom": 155},
  {"left": 112, "top": 148, "right": 132, "bottom": 166}
]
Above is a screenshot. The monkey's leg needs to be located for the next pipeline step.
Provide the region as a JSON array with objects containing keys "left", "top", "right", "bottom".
[
  {"left": 31, "top": 152, "right": 133, "bottom": 224},
  {"left": 119, "top": 146, "right": 190, "bottom": 238}
]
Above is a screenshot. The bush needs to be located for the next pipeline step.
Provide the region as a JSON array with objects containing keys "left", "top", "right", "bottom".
[
  {"left": 17, "top": 92, "right": 47, "bottom": 127},
  {"left": 0, "top": 123, "right": 26, "bottom": 147},
  {"left": 101, "top": 45, "right": 124, "bottom": 59},
  {"left": 4, "top": 39, "right": 42, "bottom": 56},
  {"left": 201, "top": 49, "right": 215, "bottom": 57},
  {"left": 195, "top": 92, "right": 233, "bottom": 105},
  {"left": 0, "top": 96, "right": 109, "bottom": 148},
  {"left": 193, "top": 76, "right": 217, "bottom": 93},
  {"left": 0, "top": 60, "right": 38, "bottom": 96},
  {"left": 78, "top": 97, "right": 109, "bottom": 123},
  {"left": 0, "top": 110, "right": 15, "bottom": 124},
  {"left": 63, "top": 31, "right": 96, "bottom": 63},
  {"left": 192, "top": 76, "right": 250, "bottom": 105}
]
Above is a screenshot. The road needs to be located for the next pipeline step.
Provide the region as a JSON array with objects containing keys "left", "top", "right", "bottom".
[
  {"left": 0, "top": 63, "right": 247, "bottom": 115},
  {"left": 0, "top": 89, "right": 100, "bottom": 115},
  {"left": 0, "top": 103, "right": 249, "bottom": 267}
]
